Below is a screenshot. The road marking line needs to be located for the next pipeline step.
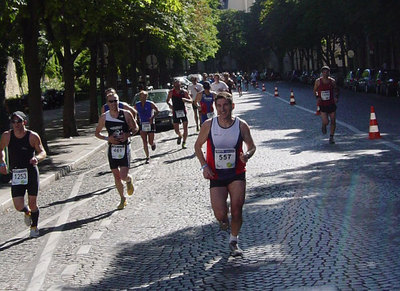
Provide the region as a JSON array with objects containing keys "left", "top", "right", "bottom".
[
  {"left": 89, "top": 231, "right": 103, "bottom": 240},
  {"left": 76, "top": 245, "right": 92, "bottom": 255},
  {"left": 2, "top": 129, "right": 174, "bottom": 289},
  {"left": 27, "top": 172, "right": 85, "bottom": 291},
  {"left": 61, "top": 264, "right": 78, "bottom": 277},
  {"left": 100, "top": 219, "right": 112, "bottom": 227},
  {"left": 265, "top": 91, "right": 400, "bottom": 152}
]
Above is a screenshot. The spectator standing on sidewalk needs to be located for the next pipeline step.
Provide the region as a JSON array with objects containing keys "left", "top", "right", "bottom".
[
  {"left": 95, "top": 93, "right": 138, "bottom": 210},
  {"left": 134, "top": 90, "right": 159, "bottom": 164},
  {"left": 210, "top": 74, "right": 229, "bottom": 93},
  {"left": 313, "top": 66, "right": 339, "bottom": 144},
  {"left": 194, "top": 92, "right": 256, "bottom": 256},
  {"left": 166, "top": 79, "right": 192, "bottom": 149},
  {"left": 0, "top": 111, "right": 47, "bottom": 238},
  {"left": 188, "top": 75, "right": 203, "bottom": 132},
  {"left": 194, "top": 81, "right": 216, "bottom": 126}
]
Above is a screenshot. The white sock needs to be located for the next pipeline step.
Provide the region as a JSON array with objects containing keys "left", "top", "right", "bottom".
[{"left": 229, "top": 234, "right": 238, "bottom": 243}]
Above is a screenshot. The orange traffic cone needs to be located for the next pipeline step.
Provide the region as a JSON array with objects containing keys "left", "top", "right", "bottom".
[
  {"left": 368, "top": 106, "right": 381, "bottom": 139},
  {"left": 290, "top": 89, "right": 296, "bottom": 105},
  {"left": 315, "top": 105, "right": 321, "bottom": 115},
  {"left": 262, "top": 84, "right": 266, "bottom": 91},
  {"left": 274, "top": 87, "right": 279, "bottom": 97}
]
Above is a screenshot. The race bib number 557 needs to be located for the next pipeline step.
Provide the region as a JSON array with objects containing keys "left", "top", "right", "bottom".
[{"left": 215, "top": 149, "right": 236, "bottom": 169}]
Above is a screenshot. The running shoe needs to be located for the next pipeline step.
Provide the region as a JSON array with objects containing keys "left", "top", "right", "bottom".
[
  {"left": 30, "top": 227, "right": 40, "bottom": 238},
  {"left": 322, "top": 124, "right": 327, "bottom": 134},
  {"left": 182, "top": 142, "right": 187, "bottom": 149},
  {"left": 177, "top": 136, "right": 182, "bottom": 145},
  {"left": 229, "top": 241, "right": 243, "bottom": 257},
  {"left": 151, "top": 143, "right": 156, "bottom": 151},
  {"left": 24, "top": 211, "right": 32, "bottom": 226},
  {"left": 329, "top": 136, "right": 335, "bottom": 144},
  {"left": 196, "top": 126, "right": 200, "bottom": 132},
  {"left": 145, "top": 158, "right": 150, "bottom": 164},
  {"left": 219, "top": 220, "right": 229, "bottom": 231},
  {"left": 126, "top": 177, "right": 134, "bottom": 196},
  {"left": 117, "top": 197, "right": 127, "bottom": 210}
]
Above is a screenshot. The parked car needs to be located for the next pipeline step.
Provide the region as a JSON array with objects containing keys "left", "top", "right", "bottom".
[
  {"left": 357, "top": 69, "right": 377, "bottom": 93},
  {"left": 289, "top": 70, "right": 302, "bottom": 82},
  {"left": 376, "top": 70, "right": 400, "bottom": 96},
  {"left": 307, "top": 70, "right": 319, "bottom": 85},
  {"left": 42, "top": 89, "right": 64, "bottom": 109},
  {"left": 351, "top": 68, "right": 364, "bottom": 92},
  {"left": 299, "top": 71, "right": 309, "bottom": 83},
  {"left": 130, "top": 89, "right": 173, "bottom": 130},
  {"left": 343, "top": 71, "right": 354, "bottom": 89},
  {"left": 172, "top": 76, "right": 191, "bottom": 89}
]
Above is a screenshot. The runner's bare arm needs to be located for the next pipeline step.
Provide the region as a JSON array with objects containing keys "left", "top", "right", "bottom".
[
  {"left": 194, "top": 91, "right": 202, "bottom": 107},
  {"left": 29, "top": 132, "right": 46, "bottom": 165},
  {"left": 95, "top": 114, "right": 108, "bottom": 141},
  {"left": 194, "top": 119, "right": 214, "bottom": 179},
  {"left": 313, "top": 78, "right": 320, "bottom": 96},
  {"left": 183, "top": 90, "right": 192, "bottom": 103},
  {"left": 150, "top": 102, "right": 159, "bottom": 123},
  {"left": 166, "top": 91, "right": 173, "bottom": 109},
  {"left": 0, "top": 132, "right": 10, "bottom": 174},
  {"left": 124, "top": 110, "right": 138, "bottom": 138},
  {"left": 239, "top": 120, "right": 256, "bottom": 163},
  {"left": 123, "top": 102, "right": 138, "bottom": 120}
]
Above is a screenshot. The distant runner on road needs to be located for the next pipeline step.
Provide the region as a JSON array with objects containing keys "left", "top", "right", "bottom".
[
  {"left": 194, "top": 81, "right": 216, "bottom": 126},
  {"left": 194, "top": 92, "right": 256, "bottom": 257},
  {"left": 134, "top": 90, "right": 159, "bottom": 164},
  {"left": 166, "top": 79, "right": 192, "bottom": 149},
  {"left": 95, "top": 93, "right": 138, "bottom": 210},
  {"left": 313, "top": 66, "right": 339, "bottom": 144},
  {"left": 0, "top": 111, "right": 47, "bottom": 238}
]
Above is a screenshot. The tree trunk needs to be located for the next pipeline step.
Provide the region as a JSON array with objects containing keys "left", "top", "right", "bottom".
[
  {"left": 62, "top": 41, "right": 79, "bottom": 138},
  {"left": 21, "top": 0, "right": 48, "bottom": 151},
  {"left": 99, "top": 43, "right": 106, "bottom": 106},
  {"left": 120, "top": 65, "right": 129, "bottom": 102},
  {"left": 89, "top": 41, "right": 98, "bottom": 124},
  {"left": 0, "top": 53, "right": 9, "bottom": 134},
  {"left": 130, "top": 39, "right": 139, "bottom": 94}
]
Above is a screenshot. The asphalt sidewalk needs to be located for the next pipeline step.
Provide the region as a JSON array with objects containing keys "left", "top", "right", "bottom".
[{"left": 0, "top": 100, "right": 107, "bottom": 212}]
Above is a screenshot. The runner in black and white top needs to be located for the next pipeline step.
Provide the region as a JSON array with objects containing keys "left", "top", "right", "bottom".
[
  {"left": 95, "top": 93, "right": 138, "bottom": 210},
  {"left": 0, "top": 111, "right": 46, "bottom": 238}
]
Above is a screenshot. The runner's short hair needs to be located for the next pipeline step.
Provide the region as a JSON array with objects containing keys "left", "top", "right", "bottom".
[{"left": 215, "top": 91, "right": 233, "bottom": 105}]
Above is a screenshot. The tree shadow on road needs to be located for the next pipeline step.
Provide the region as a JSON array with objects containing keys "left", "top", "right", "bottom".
[{"left": 40, "top": 186, "right": 115, "bottom": 209}]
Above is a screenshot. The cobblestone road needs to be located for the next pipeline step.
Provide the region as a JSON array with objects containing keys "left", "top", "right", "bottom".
[{"left": 1, "top": 87, "right": 400, "bottom": 290}]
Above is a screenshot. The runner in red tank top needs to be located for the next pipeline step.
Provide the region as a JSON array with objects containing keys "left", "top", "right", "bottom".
[{"left": 313, "top": 66, "right": 339, "bottom": 144}]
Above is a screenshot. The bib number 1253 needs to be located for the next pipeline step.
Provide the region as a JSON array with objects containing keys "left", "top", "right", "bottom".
[{"left": 12, "top": 168, "right": 28, "bottom": 185}]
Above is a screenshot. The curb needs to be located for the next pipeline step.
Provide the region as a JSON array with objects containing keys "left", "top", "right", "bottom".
[{"left": 0, "top": 141, "right": 108, "bottom": 212}]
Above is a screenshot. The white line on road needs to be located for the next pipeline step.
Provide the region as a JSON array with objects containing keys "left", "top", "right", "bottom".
[
  {"left": 76, "top": 245, "right": 92, "bottom": 255},
  {"left": 265, "top": 91, "right": 400, "bottom": 153},
  {"left": 24, "top": 131, "right": 170, "bottom": 290},
  {"left": 27, "top": 172, "right": 86, "bottom": 291},
  {"left": 89, "top": 231, "right": 103, "bottom": 240}
]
